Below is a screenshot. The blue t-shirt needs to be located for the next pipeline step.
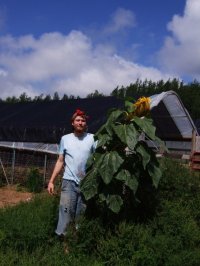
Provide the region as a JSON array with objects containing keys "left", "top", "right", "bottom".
[{"left": 59, "top": 132, "right": 96, "bottom": 184}]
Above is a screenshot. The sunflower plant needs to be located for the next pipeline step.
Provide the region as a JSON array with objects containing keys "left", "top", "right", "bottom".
[{"left": 80, "top": 97, "right": 163, "bottom": 214}]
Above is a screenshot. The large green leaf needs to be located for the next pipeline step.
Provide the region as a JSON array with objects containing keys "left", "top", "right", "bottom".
[
  {"left": 99, "top": 193, "right": 107, "bottom": 202},
  {"left": 94, "top": 152, "right": 106, "bottom": 168},
  {"left": 95, "top": 122, "right": 113, "bottom": 136},
  {"left": 115, "top": 169, "right": 138, "bottom": 194},
  {"left": 86, "top": 153, "right": 94, "bottom": 170},
  {"left": 95, "top": 124, "right": 107, "bottom": 135},
  {"left": 113, "top": 123, "right": 138, "bottom": 150},
  {"left": 125, "top": 100, "right": 134, "bottom": 113},
  {"left": 107, "top": 109, "right": 124, "bottom": 123},
  {"left": 105, "top": 122, "right": 113, "bottom": 136},
  {"left": 135, "top": 143, "right": 151, "bottom": 169},
  {"left": 106, "top": 195, "right": 123, "bottom": 213},
  {"left": 98, "top": 151, "right": 124, "bottom": 184},
  {"left": 133, "top": 117, "right": 157, "bottom": 140},
  {"left": 96, "top": 133, "right": 112, "bottom": 148},
  {"left": 154, "top": 136, "right": 168, "bottom": 153},
  {"left": 80, "top": 168, "right": 99, "bottom": 200},
  {"left": 147, "top": 162, "right": 162, "bottom": 188},
  {"left": 96, "top": 109, "right": 125, "bottom": 137}
]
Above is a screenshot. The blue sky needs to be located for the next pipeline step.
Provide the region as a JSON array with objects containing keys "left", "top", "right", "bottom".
[{"left": 0, "top": 0, "right": 199, "bottom": 98}]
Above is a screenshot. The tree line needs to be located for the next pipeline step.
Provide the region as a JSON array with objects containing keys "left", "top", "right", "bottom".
[
  {"left": 111, "top": 78, "right": 200, "bottom": 120},
  {"left": 1, "top": 78, "right": 200, "bottom": 119},
  {"left": 0, "top": 89, "right": 105, "bottom": 103}
]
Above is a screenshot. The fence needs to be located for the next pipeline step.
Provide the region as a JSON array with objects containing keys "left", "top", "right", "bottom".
[
  {"left": 0, "top": 139, "right": 194, "bottom": 187},
  {"left": 0, "top": 147, "right": 58, "bottom": 187}
]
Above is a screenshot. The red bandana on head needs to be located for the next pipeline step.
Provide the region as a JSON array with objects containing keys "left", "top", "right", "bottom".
[
  {"left": 75, "top": 109, "right": 85, "bottom": 116},
  {"left": 71, "top": 109, "right": 89, "bottom": 121}
]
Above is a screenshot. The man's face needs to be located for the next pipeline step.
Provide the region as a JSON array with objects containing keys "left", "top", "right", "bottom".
[{"left": 72, "top": 115, "right": 87, "bottom": 133}]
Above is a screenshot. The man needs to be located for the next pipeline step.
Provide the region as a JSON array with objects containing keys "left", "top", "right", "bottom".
[{"left": 47, "top": 109, "right": 96, "bottom": 237}]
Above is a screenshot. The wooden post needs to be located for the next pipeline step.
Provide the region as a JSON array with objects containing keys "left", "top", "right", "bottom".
[{"left": 191, "top": 130, "right": 196, "bottom": 155}]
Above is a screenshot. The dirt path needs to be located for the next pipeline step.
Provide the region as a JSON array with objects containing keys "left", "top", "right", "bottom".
[{"left": 0, "top": 185, "right": 33, "bottom": 208}]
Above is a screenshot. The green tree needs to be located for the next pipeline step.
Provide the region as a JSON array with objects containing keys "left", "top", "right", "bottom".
[
  {"left": 43, "top": 94, "right": 52, "bottom": 101},
  {"left": 110, "top": 79, "right": 200, "bottom": 119},
  {"left": 62, "top": 94, "right": 69, "bottom": 100},
  {"left": 53, "top": 91, "right": 60, "bottom": 100},
  {"left": 19, "top": 92, "right": 32, "bottom": 102},
  {"left": 5, "top": 96, "right": 19, "bottom": 103},
  {"left": 87, "top": 90, "right": 105, "bottom": 98},
  {"left": 33, "top": 94, "right": 44, "bottom": 101}
]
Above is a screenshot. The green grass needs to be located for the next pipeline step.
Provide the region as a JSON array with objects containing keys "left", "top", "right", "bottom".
[{"left": 0, "top": 158, "right": 200, "bottom": 265}]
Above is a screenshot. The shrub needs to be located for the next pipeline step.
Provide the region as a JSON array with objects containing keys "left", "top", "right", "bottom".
[
  {"left": 26, "top": 168, "right": 43, "bottom": 193},
  {"left": 95, "top": 222, "right": 153, "bottom": 265},
  {"left": 159, "top": 158, "right": 200, "bottom": 200}
]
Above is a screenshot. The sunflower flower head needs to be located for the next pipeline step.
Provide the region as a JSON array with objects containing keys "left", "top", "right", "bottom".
[{"left": 133, "top": 96, "right": 151, "bottom": 117}]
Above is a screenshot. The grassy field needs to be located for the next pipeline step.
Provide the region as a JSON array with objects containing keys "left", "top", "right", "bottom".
[{"left": 0, "top": 158, "right": 200, "bottom": 266}]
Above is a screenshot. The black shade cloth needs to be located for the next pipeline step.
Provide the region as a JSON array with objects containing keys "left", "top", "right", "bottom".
[
  {"left": 0, "top": 97, "right": 123, "bottom": 143},
  {"left": 0, "top": 95, "right": 196, "bottom": 143},
  {"left": 151, "top": 101, "right": 182, "bottom": 140}
]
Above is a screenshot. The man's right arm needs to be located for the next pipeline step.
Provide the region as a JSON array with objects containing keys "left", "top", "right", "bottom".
[{"left": 47, "top": 154, "right": 64, "bottom": 194}]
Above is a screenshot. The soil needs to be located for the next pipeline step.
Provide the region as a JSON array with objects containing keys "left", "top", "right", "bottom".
[{"left": 0, "top": 185, "right": 33, "bottom": 208}]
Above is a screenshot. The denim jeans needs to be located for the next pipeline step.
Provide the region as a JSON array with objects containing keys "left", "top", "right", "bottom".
[{"left": 55, "top": 179, "right": 85, "bottom": 236}]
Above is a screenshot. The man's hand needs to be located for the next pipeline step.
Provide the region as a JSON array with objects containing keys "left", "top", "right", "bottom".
[
  {"left": 47, "top": 154, "right": 63, "bottom": 195},
  {"left": 47, "top": 182, "right": 54, "bottom": 195}
]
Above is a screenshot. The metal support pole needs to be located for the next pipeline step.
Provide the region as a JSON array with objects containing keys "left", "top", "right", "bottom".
[
  {"left": 11, "top": 149, "right": 16, "bottom": 185},
  {"left": 43, "top": 154, "right": 47, "bottom": 185}
]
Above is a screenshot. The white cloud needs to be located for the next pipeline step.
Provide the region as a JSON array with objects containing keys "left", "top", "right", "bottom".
[
  {"left": 157, "top": 0, "right": 200, "bottom": 79},
  {"left": 0, "top": 31, "right": 92, "bottom": 81},
  {"left": 0, "top": 28, "right": 175, "bottom": 99},
  {"left": 54, "top": 54, "right": 171, "bottom": 97},
  {"left": 0, "top": 69, "right": 7, "bottom": 77},
  {"left": 103, "top": 8, "right": 136, "bottom": 34}
]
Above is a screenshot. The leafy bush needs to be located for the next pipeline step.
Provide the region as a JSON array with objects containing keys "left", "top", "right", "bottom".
[
  {"left": 158, "top": 158, "right": 200, "bottom": 225},
  {"left": 159, "top": 158, "right": 200, "bottom": 199},
  {"left": 26, "top": 168, "right": 43, "bottom": 193}
]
